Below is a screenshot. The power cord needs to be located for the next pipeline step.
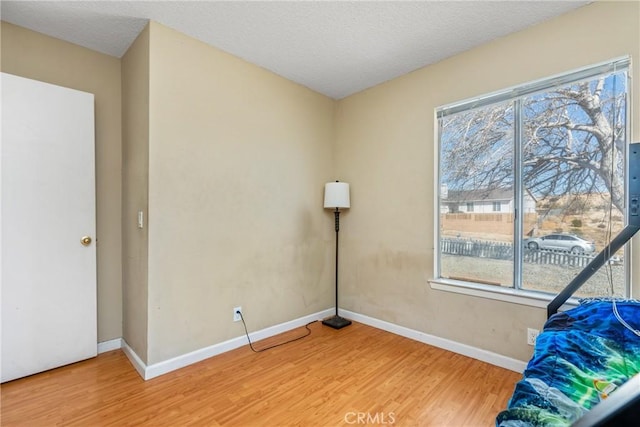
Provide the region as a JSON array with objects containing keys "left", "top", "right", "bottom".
[
  {"left": 612, "top": 300, "right": 640, "bottom": 338},
  {"left": 605, "top": 70, "right": 635, "bottom": 336},
  {"left": 237, "top": 310, "right": 317, "bottom": 353}
]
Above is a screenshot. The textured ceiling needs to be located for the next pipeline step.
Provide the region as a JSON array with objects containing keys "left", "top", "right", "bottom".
[{"left": 1, "top": 1, "right": 590, "bottom": 99}]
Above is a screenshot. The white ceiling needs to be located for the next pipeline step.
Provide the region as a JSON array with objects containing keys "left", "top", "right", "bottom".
[{"left": 1, "top": 1, "right": 590, "bottom": 99}]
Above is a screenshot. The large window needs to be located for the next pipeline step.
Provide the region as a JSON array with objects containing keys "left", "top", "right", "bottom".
[{"left": 436, "top": 58, "right": 630, "bottom": 299}]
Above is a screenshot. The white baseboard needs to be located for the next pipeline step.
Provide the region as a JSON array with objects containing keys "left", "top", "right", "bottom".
[
  {"left": 123, "top": 308, "right": 335, "bottom": 380},
  {"left": 97, "top": 338, "right": 123, "bottom": 354},
  {"left": 119, "top": 307, "right": 525, "bottom": 380},
  {"left": 122, "top": 339, "right": 147, "bottom": 379},
  {"left": 339, "top": 309, "right": 527, "bottom": 373}
]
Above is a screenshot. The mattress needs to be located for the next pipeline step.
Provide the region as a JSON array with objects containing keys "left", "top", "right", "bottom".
[{"left": 496, "top": 299, "right": 640, "bottom": 426}]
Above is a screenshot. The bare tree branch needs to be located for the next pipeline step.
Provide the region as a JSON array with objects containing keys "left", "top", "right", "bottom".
[{"left": 441, "top": 73, "right": 626, "bottom": 212}]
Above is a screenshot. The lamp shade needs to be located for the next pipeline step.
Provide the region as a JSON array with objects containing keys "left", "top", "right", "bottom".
[{"left": 324, "top": 182, "right": 350, "bottom": 209}]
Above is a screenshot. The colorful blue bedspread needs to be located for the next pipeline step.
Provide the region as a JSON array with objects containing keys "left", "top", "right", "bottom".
[{"left": 496, "top": 299, "right": 640, "bottom": 426}]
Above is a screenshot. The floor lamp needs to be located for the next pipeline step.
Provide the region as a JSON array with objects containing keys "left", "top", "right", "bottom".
[{"left": 323, "top": 181, "right": 352, "bottom": 329}]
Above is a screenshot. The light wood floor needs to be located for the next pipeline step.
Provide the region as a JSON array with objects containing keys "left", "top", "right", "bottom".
[{"left": 1, "top": 321, "right": 521, "bottom": 426}]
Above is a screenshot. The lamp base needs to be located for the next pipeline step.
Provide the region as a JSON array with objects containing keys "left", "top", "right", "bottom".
[{"left": 322, "top": 315, "right": 352, "bottom": 329}]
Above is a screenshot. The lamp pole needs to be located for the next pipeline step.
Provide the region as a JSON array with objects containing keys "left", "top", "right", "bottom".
[
  {"left": 322, "top": 187, "right": 351, "bottom": 330},
  {"left": 334, "top": 208, "right": 340, "bottom": 318}
]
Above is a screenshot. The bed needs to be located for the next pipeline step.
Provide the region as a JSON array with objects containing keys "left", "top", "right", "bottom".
[{"left": 496, "top": 298, "right": 640, "bottom": 426}]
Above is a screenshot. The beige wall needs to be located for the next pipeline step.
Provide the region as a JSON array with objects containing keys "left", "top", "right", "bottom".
[
  {"left": 121, "top": 25, "right": 150, "bottom": 362},
  {"left": 144, "top": 22, "right": 335, "bottom": 364},
  {"left": 3, "top": 0, "right": 637, "bottom": 366},
  {"left": 335, "top": 1, "right": 640, "bottom": 361},
  {"left": 1, "top": 22, "right": 123, "bottom": 342}
]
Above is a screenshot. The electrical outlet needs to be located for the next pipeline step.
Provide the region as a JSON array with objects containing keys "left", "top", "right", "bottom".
[
  {"left": 233, "top": 306, "right": 242, "bottom": 322},
  {"left": 527, "top": 328, "right": 539, "bottom": 346}
]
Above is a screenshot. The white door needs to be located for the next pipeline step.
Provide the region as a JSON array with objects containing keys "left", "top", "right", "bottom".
[{"left": 1, "top": 72, "right": 97, "bottom": 383}]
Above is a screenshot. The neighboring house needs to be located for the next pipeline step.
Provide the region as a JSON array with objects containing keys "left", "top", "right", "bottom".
[{"left": 441, "top": 186, "right": 536, "bottom": 214}]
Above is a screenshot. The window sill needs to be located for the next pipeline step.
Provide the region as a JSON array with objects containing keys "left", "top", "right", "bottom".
[{"left": 429, "top": 278, "right": 579, "bottom": 310}]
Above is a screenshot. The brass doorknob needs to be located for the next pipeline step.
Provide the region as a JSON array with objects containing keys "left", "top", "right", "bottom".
[{"left": 81, "top": 236, "right": 92, "bottom": 246}]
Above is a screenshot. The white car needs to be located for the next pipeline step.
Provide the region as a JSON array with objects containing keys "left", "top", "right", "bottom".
[{"left": 525, "top": 234, "right": 596, "bottom": 254}]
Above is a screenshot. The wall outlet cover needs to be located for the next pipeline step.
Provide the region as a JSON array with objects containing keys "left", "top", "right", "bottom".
[{"left": 527, "top": 328, "right": 540, "bottom": 346}]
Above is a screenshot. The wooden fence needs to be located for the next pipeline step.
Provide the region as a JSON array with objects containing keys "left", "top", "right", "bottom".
[
  {"left": 440, "top": 213, "right": 537, "bottom": 236},
  {"left": 441, "top": 238, "right": 595, "bottom": 267},
  {"left": 522, "top": 248, "right": 594, "bottom": 268}
]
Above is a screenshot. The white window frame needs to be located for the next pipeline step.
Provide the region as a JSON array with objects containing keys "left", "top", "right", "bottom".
[{"left": 430, "top": 57, "right": 631, "bottom": 307}]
